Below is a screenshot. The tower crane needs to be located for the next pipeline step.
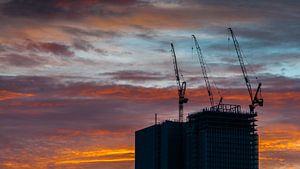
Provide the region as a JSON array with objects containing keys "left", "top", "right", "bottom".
[
  {"left": 228, "top": 28, "right": 263, "bottom": 113},
  {"left": 192, "top": 35, "right": 223, "bottom": 107},
  {"left": 171, "top": 43, "right": 188, "bottom": 122}
]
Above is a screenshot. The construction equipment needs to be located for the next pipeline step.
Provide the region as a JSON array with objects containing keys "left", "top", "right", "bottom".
[
  {"left": 171, "top": 43, "right": 188, "bottom": 122},
  {"left": 192, "top": 35, "right": 223, "bottom": 107},
  {"left": 228, "top": 28, "right": 263, "bottom": 113}
]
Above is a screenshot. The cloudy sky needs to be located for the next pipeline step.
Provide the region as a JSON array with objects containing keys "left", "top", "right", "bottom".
[{"left": 0, "top": 0, "right": 299, "bottom": 169}]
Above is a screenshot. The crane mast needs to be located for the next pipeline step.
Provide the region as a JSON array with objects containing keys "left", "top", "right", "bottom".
[
  {"left": 171, "top": 43, "right": 188, "bottom": 122},
  {"left": 192, "top": 35, "right": 215, "bottom": 106},
  {"left": 228, "top": 28, "right": 263, "bottom": 113}
]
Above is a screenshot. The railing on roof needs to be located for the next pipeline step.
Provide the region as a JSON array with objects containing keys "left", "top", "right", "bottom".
[{"left": 206, "top": 104, "right": 242, "bottom": 113}]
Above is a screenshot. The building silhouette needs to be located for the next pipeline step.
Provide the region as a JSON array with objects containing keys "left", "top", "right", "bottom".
[
  {"left": 135, "top": 104, "right": 258, "bottom": 169},
  {"left": 135, "top": 121, "right": 184, "bottom": 169}
]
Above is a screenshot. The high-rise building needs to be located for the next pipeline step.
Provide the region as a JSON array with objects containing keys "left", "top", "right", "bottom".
[
  {"left": 135, "top": 104, "right": 259, "bottom": 169},
  {"left": 185, "top": 104, "right": 258, "bottom": 169},
  {"left": 135, "top": 121, "right": 184, "bottom": 169},
  {"left": 135, "top": 124, "right": 160, "bottom": 169}
]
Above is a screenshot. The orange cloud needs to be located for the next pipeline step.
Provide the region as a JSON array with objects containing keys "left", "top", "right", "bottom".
[
  {"left": 1, "top": 162, "right": 31, "bottom": 169},
  {"left": 62, "top": 148, "right": 134, "bottom": 157},
  {"left": 77, "top": 86, "right": 179, "bottom": 101},
  {"left": 260, "top": 124, "right": 300, "bottom": 152},
  {"left": 75, "top": 85, "right": 300, "bottom": 105},
  {"left": 56, "top": 148, "right": 134, "bottom": 165},
  {"left": 56, "top": 158, "right": 134, "bottom": 164},
  {"left": 0, "top": 90, "right": 34, "bottom": 101},
  {"left": 260, "top": 156, "right": 285, "bottom": 162},
  {"left": 49, "top": 129, "right": 131, "bottom": 140},
  {"left": 258, "top": 123, "right": 300, "bottom": 168},
  {"left": 1, "top": 148, "right": 134, "bottom": 169}
]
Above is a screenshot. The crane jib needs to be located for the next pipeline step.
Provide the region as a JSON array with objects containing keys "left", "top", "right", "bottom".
[
  {"left": 228, "top": 28, "right": 264, "bottom": 113},
  {"left": 192, "top": 35, "right": 216, "bottom": 107},
  {"left": 170, "top": 43, "right": 188, "bottom": 122}
]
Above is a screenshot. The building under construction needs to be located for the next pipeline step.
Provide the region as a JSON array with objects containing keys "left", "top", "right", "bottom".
[
  {"left": 135, "top": 28, "right": 262, "bottom": 169},
  {"left": 185, "top": 105, "right": 258, "bottom": 169},
  {"left": 135, "top": 105, "right": 258, "bottom": 169}
]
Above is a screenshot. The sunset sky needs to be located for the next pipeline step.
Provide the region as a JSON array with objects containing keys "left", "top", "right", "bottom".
[{"left": 0, "top": 0, "right": 299, "bottom": 169}]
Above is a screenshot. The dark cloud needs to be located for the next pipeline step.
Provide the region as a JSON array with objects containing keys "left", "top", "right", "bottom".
[
  {"left": 188, "top": 0, "right": 299, "bottom": 15},
  {"left": 62, "top": 26, "right": 120, "bottom": 38},
  {"left": 0, "top": 45, "right": 7, "bottom": 52},
  {"left": 1, "top": 0, "right": 60, "bottom": 18},
  {"left": 27, "top": 41, "right": 74, "bottom": 57},
  {"left": 0, "top": 76, "right": 61, "bottom": 93},
  {"left": 102, "top": 70, "right": 167, "bottom": 82},
  {"left": 260, "top": 74, "right": 300, "bottom": 91},
  {"left": 0, "top": 53, "right": 46, "bottom": 67},
  {"left": 0, "top": 98, "right": 150, "bottom": 131},
  {"left": 211, "top": 63, "right": 266, "bottom": 75},
  {"left": 72, "top": 39, "right": 94, "bottom": 51},
  {"left": 230, "top": 25, "right": 300, "bottom": 47},
  {"left": 202, "top": 23, "right": 300, "bottom": 51},
  {"left": 135, "top": 33, "right": 156, "bottom": 40},
  {"left": 0, "top": 75, "right": 179, "bottom": 144},
  {"left": 70, "top": 38, "right": 107, "bottom": 54},
  {"left": 201, "top": 74, "right": 300, "bottom": 91},
  {"left": 0, "top": 0, "right": 138, "bottom": 19},
  {"left": 0, "top": 75, "right": 299, "bottom": 132},
  {"left": 94, "top": 48, "right": 108, "bottom": 55}
]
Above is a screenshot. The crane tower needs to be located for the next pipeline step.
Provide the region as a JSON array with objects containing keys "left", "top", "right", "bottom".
[{"left": 171, "top": 43, "right": 188, "bottom": 122}]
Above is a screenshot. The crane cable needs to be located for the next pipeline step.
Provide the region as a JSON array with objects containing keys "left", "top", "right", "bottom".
[
  {"left": 191, "top": 43, "right": 223, "bottom": 100},
  {"left": 170, "top": 46, "right": 185, "bottom": 85},
  {"left": 227, "top": 30, "right": 263, "bottom": 99},
  {"left": 227, "top": 32, "right": 260, "bottom": 84}
]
